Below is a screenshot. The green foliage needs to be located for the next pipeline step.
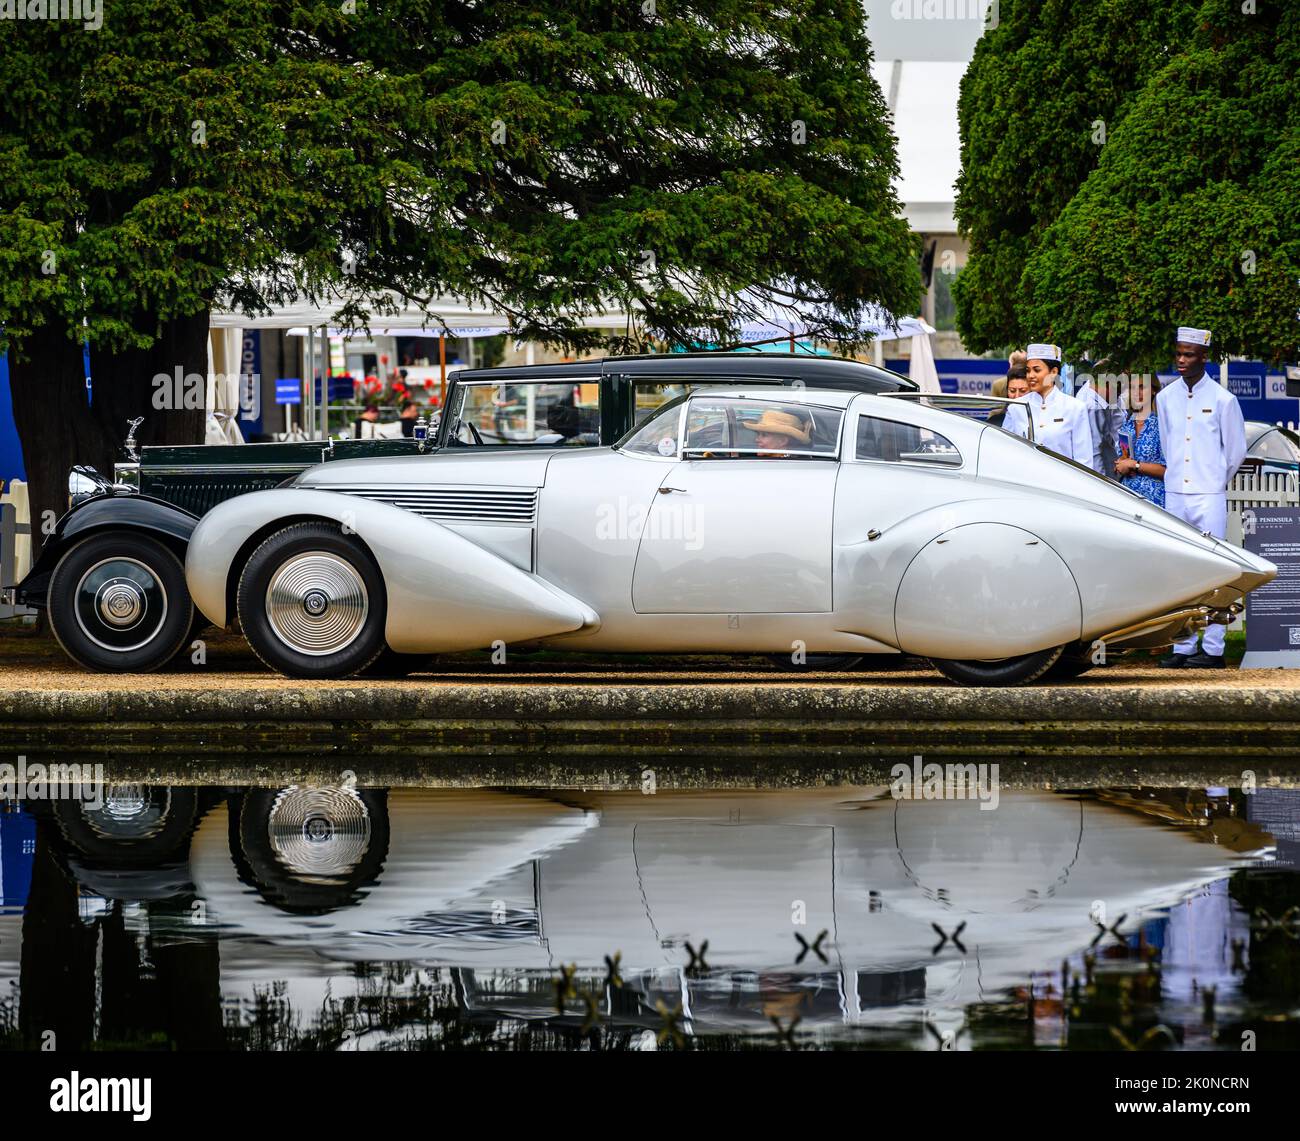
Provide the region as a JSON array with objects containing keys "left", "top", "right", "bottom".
[
  {"left": 1021, "top": 0, "right": 1300, "bottom": 366},
  {"left": 0, "top": 0, "right": 921, "bottom": 356},
  {"left": 954, "top": 0, "right": 1199, "bottom": 354}
]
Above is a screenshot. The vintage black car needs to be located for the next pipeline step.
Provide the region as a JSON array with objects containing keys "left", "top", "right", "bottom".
[{"left": 10, "top": 353, "right": 916, "bottom": 673}]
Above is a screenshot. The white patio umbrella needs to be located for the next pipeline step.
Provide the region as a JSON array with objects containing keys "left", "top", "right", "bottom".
[{"left": 907, "top": 328, "right": 942, "bottom": 395}]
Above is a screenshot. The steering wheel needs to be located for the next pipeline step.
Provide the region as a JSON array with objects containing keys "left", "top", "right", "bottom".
[{"left": 460, "top": 420, "right": 484, "bottom": 446}]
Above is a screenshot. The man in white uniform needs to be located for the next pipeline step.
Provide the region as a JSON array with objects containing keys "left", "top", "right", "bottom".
[
  {"left": 1003, "top": 343, "right": 1094, "bottom": 466},
  {"left": 1157, "top": 326, "right": 1247, "bottom": 669}
]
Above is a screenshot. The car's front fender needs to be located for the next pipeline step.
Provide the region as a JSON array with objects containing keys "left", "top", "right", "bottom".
[
  {"left": 14, "top": 493, "right": 198, "bottom": 607},
  {"left": 185, "top": 489, "right": 599, "bottom": 653}
]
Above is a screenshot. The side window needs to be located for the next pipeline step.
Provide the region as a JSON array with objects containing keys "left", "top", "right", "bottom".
[
  {"left": 681, "top": 397, "right": 842, "bottom": 459},
  {"left": 451, "top": 382, "right": 600, "bottom": 445},
  {"left": 855, "top": 415, "right": 961, "bottom": 466}
]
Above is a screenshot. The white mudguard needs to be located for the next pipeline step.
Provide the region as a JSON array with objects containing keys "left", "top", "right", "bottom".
[{"left": 185, "top": 489, "right": 599, "bottom": 653}]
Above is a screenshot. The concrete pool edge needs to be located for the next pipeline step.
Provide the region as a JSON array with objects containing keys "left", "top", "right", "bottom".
[{"left": 2, "top": 682, "right": 1298, "bottom": 753}]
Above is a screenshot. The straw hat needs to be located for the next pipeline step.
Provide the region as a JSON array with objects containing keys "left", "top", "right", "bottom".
[{"left": 741, "top": 408, "right": 811, "bottom": 444}]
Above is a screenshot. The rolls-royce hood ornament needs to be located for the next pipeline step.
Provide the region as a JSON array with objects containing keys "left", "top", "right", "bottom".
[{"left": 123, "top": 416, "right": 145, "bottom": 462}]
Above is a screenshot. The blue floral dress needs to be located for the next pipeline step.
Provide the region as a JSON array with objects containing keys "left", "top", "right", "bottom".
[{"left": 1118, "top": 411, "right": 1165, "bottom": 507}]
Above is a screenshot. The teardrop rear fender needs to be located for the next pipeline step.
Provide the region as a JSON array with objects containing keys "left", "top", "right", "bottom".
[{"left": 184, "top": 489, "right": 599, "bottom": 652}]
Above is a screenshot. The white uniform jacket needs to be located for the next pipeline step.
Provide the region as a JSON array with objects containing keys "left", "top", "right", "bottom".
[
  {"left": 1004, "top": 386, "right": 1094, "bottom": 467},
  {"left": 1156, "top": 375, "right": 1247, "bottom": 493}
]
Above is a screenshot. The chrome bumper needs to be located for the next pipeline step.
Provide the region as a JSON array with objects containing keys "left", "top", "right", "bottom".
[{"left": 1096, "top": 602, "right": 1243, "bottom": 650}]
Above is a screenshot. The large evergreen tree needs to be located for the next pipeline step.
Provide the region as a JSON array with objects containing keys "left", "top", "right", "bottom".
[
  {"left": 1020, "top": 0, "right": 1300, "bottom": 366},
  {"left": 952, "top": 0, "right": 1198, "bottom": 353},
  {"left": 1, "top": 0, "right": 920, "bottom": 536}
]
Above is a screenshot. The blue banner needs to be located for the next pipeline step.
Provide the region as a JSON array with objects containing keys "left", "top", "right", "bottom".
[
  {"left": 0, "top": 351, "right": 24, "bottom": 486},
  {"left": 238, "top": 329, "right": 264, "bottom": 435}
]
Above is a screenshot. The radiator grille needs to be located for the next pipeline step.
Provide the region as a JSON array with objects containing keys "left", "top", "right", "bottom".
[
  {"left": 329, "top": 486, "right": 539, "bottom": 524},
  {"left": 144, "top": 474, "right": 299, "bottom": 515}
]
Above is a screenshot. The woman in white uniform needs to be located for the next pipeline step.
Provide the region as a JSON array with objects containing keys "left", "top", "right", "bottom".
[{"left": 1003, "top": 343, "right": 1094, "bottom": 466}]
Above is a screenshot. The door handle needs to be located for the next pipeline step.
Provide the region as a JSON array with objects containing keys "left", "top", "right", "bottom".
[{"left": 658, "top": 486, "right": 687, "bottom": 494}]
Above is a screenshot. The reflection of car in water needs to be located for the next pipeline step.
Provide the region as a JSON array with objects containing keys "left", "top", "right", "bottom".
[
  {"left": 186, "top": 786, "right": 1268, "bottom": 1041},
  {"left": 33, "top": 784, "right": 217, "bottom": 902},
  {"left": 226, "top": 786, "right": 392, "bottom": 915}
]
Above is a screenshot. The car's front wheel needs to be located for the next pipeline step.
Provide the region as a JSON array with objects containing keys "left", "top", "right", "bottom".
[
  {"left": 47, "top": 532, "right": 195, "bottom": 672},
  {"left": 930, "top": 645, "right": 1064, "bottom": 687},
  {"left": 237, "top": 522, "right": 387, "bottom": 678}
]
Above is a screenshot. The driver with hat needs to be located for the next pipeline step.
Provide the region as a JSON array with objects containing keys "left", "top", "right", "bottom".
[{"left": 742, "top": 407, "right": 813, "bottom": 458}]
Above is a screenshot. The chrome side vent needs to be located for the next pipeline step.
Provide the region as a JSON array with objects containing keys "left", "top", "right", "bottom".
[{"left": 329, "top": 485, "right": 539, "bottom": 525}]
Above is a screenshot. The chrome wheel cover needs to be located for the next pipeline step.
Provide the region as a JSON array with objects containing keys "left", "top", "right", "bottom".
[
  {"left": 264, "top": 552, "right": 369, "bottom": 656},
  {"left": 266, "top": 785, "right": 372, "bottom": 882},
  {"left": 81, "top": 785, "right": 172, "bottom": 841},
  {"left": 74, "top": 557, "right": 169, "bottom": 652}
]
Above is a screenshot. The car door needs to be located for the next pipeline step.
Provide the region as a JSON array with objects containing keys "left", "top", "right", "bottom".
[{"left": 630, "top": 394, "right": 843, "bottom": 614}]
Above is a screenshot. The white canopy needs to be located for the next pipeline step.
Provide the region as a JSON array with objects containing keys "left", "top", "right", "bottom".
[
  {"left": 211, "top": 293, "right": 515, "bottom": 332},
  {"left": 215, "top": 291, "right": 933, "bottom": 344}
]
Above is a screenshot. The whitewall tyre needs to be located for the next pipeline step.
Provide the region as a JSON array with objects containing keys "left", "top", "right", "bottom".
[{"left": 47, "top": 533, "right": 194, "bottom": 673}]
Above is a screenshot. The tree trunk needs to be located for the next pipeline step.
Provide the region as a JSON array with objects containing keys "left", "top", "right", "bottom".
[
  {"left": 7, "top": 310, "right": 209, "bottom": 553},
  {"left": 19, "top": 823, "right": 98, "bottom": 1049}
]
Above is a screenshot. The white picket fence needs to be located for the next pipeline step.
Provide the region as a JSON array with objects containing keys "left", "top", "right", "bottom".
[
  {"left": 1226, "top": 469, "right": 1300, "bottom": 547},
  {"left": 0, "top": 497, "right": 35, "bottom": 620}
]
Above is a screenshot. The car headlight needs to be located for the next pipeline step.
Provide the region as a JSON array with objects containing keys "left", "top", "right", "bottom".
[{"left": 67, "top": 467, "right": 103, "bottom": 509}]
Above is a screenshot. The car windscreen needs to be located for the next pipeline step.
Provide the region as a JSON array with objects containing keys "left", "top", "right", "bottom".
[
  {"left": 1249, "top": 428, "right": 1300, "bottom": 464},
  {"left": 617, "top": 393, "right": 689, "bottom": 456}
]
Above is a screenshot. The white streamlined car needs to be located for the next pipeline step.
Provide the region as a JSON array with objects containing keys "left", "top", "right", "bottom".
[{"left": 184, "top": 387, "right": 1275, "bottom": 685}]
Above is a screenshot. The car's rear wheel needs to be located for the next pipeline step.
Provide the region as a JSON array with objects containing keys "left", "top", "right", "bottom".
[
  {"left": 237, "top": 522, "right": 386, "bottom": 679},
  {"left": 930, "top": 645, "right": 1064, "bottom": 687},
  {"left": 1042, "top": 641, "right": 1100, "bottom": 681},
  {"left": 47, "top": 532, "right": 194, "bottom": 672}
]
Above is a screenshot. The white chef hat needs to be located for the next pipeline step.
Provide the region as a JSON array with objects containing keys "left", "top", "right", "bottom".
[
  {"left": 1025, "top": 343, "right": 1062, "bottom": 363},
  {"left": 1175, "top": 326, "right": 1212, "bottom": 346}
]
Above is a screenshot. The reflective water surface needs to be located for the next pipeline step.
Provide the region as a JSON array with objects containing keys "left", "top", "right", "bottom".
[{"left": 2, "top": 781, "right": 1298, "bottom": 1051}]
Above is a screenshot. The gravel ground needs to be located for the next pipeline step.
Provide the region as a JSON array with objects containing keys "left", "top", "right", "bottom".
[{"left": 0, "top": 626, "right": 1293, "bottom": 693}]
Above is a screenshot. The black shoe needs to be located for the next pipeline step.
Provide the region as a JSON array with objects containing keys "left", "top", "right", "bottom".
[
  {"left": 1184, "top": 652, "right": 1226, "bottom": 669},
  {"left": 1159, "top": 652, "right": 1196, "bottom": 668}
]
